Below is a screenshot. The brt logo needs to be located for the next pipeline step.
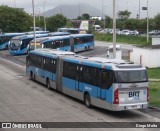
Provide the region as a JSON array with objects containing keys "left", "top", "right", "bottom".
[{"left": 129, "top": 91, "right": 140, "bottom": 97}]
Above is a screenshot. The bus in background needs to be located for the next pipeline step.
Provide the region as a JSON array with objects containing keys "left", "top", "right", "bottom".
[
  {"left": 0, "top": 31, "right": 49, "bottom": 50},
  {"left": 9, "top": 32, "right": 70, "bottom": 55},
  {"left": 26, "top": 49, "right": 149, "bottom": 111},
  {"left": 0, "top": 33, "right": 25, "bottom": 50},
  {"left": 29, "top": 34, "right": 94, "bottom": 52},
  {"left": 58, "top": 28, "right": 80, "bottom": 34}
]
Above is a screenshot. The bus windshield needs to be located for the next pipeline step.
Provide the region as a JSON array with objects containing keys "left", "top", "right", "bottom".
[
  {"left": 30, "top": 42, "right": 42, "bottom": 50},
  {"left": 0, "top": 38, "right": 2, "bottom": 44},
  {"left": 10, "top": 39, "right": 21, "bottom": 50},
  {"left": 114, "top": 70, "right": 148, "bottom": 83}
]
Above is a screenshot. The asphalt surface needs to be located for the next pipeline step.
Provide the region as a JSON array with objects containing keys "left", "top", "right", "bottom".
[{"left": 0, "top": 41, "right": 160, "bottom": 130}]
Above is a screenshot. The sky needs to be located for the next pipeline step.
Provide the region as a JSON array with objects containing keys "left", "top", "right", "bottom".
[{"left": 1, "top": 0, "right": 160, "bottom": 18}]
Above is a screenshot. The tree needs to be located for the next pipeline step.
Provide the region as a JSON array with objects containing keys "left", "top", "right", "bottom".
[
  {"left": 117, "top": 10, "right": 131, "bottom": 20},
  {"left": 104, "top": 16, "right": 112, "bottom": 28},
  {"left": 65, "top": 20, "right": 73, "bottom": 28},
  {"left": 82, "top": 13, "right": 90, "bottom": 20},
  {"left": 46, "top": 14, "right": 67, "bottom": 31},
  {"left": 154, "top": 13, "right": 160, "bottom": 29},
  {"left": 0, "top": 5, "right": 32, "bottom": 32}
]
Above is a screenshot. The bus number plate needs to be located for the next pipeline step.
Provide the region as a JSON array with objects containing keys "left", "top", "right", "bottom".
[{"left": 129, "top": 91, "right": 140, "bottom": 98}]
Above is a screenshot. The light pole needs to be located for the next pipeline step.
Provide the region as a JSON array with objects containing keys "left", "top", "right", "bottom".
[
  {"left": 103, "top": 6, "right": 107, "bottom": 30},
  {"left": 147, "top": 0, "right": 149, "bottom": 43},
  {"left": 43, "top": 1, "right": 46, "bottom": 31},
  {"left": 14, "top": 0, "right": 16, "bottom": 8},
  {"left": 113, "top": 0, "right": 116, "bottom": 58},
  {"left": 32, "top": 0, "right": 36, "bottom": 49},
  {"left": 36, "top": 7, "right": 41, "bottom": 27},
  {"left": 139, "top": 0, "right": 141, "bottom": 19}
]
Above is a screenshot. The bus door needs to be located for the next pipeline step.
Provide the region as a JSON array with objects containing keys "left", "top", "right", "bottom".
[
  {"left": 41, "top": 57, "right": 46, "bottom": 79},
  {"left": 75, "top": 65, "right": 83, "bottom": 92},
  {"left": 56, "top": 57, "right": 63, "bottom": 92},
  {"left": 69, "top": 36, "right": 74, "bottom": 52},
  {"left": 97, "top": 70, "right": 107, "bottom": 100}
]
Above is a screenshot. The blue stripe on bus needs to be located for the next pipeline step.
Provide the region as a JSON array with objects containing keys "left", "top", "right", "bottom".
[
  {"left": 0, "top": 41, "right": 9, "bottom": 50},
  {"left": 27, "top": 66, "right": 113, "bottom": 104},
  {"left": 62, "top": 76, "right": 113, "bottom": 104}
]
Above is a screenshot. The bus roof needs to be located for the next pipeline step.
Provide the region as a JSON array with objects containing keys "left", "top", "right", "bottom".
[
  {"left": 12, "top": 34, "right": 48, "bottom": 40},
  {"left": 30, "top": 33, "right": 94, "bottom": 43},
  {"left": 29, "top": 49, "right": 144, "bottom": 70},
  {"left": 0, "top": 33, "right": 25, "bottom": 37},
  {"left": 30, "top": 49, "right": 75, "bottom": 56}
]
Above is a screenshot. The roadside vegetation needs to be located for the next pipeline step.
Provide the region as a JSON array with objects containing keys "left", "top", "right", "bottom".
[
  {"left": 147, "top": 68, "right": 160, "bottom": 79},
  {"left": 94, "top": 32, "right": 152, "bottom": 46},
  {"left": 147, "top": 68, "right": 160, "bottom": 107},
  {"left": 149, "top": 82, "right": 160, "bottom": 107}
]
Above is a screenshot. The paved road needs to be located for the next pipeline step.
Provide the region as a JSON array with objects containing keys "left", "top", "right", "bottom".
[
  {"left": 1, "top": 56, "right": 160, "bottom": 131},
  {"left": 0, "top": 42, "right": 160, "bottom": 130}
]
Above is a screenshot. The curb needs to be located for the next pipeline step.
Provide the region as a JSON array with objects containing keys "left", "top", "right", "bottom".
[
  {"left": 149, "top": 79, "right": 160, "bottom": 82},
  {"left": 148, "top": 106, "right": 160, "bottom": 110}
]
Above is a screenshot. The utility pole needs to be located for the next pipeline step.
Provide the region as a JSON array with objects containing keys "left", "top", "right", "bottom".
[
  {"left": 113, "top": 0, "right": 116, "bottom": 58},
  {"left": 32, "top": 0, "right": 36, "bottom": 49},
  {"left": 14, "top": 0, "right": 16, "bottom": 8},
  {"left": 43, "top": 1, "right": 46, "bottom": 31},
  {"left": 147, "top": 0, "right": 149, "bottom": 43},
  {"left": 139, "top": 0, "right": 141, "bottom": 19}
]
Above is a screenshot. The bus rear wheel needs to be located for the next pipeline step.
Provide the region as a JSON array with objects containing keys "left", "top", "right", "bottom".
[
  {"left": 85, "top": 46, "right": 88, "bottom": 51},
  {"left": 46, "top": 79, "right": 51, "bottom": 90},
  {"left": 84, "top": 93, "right": 91, "bottom": 108},
  {"left": 29, "top": 72, "right": 33, "bottom": 80}
]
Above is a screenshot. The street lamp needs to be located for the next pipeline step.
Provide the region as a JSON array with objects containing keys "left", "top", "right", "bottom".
[
  {"left": 36, "top": 7, "right": 41, "bottom": 27},
  {"left": 113, "top": 0, "right": 116, "bottom": 58},
  {"left": 103, "top": 6, "right": 108, "bottom": 30},
  {"left": 139, "top": 0, "right": 141, "bottom": 19},
  {"left": 32, "top": 0, "right": 36, "bottom": 49},
  {"left": 14, "top": 0, "right": 16, "bottom": 8},
  {"left": 147, "top": 0, "right": 149, "bottom": 43},
  {"left": 43, "top": 1, "right": 47, "bottom": 31}
]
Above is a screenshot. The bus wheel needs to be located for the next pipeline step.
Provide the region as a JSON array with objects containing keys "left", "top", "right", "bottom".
[
  {"left": 5, "top": 45, "right": 9, "bottom": 50},
  {"left": 88, "top": 46, "right": 90, "bottom": 50},
  {"left": 85, "top": 46, "right": 88, "bottom": 51},
  {"left": 84, "top": 93, "right": 91, "bottom": 108},
  {"left": 46, "top": 79, "right": 51, "bottom": 90},
  {"left": 29, "top": 72, "right": 33, "bottom": 80},
  {"left": 33, "top": 74, "right": 36, "bottom": 81}
]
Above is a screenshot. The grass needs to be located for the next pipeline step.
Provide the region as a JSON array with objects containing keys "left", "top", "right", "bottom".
[
  {"left": 147, "top": 68, "right": 160, "bottom": 79},
  {"left": 94, "top": 32, "right": 152, "bottom": 46},
  {"left": 149, "top": 82, "right": 160, "bottom": 107},
  {"left": 146, "top": 68, "right": 160, "bottom": 107}
]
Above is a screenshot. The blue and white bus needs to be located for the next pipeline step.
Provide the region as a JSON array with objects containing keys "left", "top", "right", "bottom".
[
  {"left": 0, "top": 33, "right": 25, "bottom": 50},
  {"left": 0, "top": 31, "right": 49, "bottom": 50},
  {"left": 29, "top": 34, "right": 94, "bottom": 52},
  {"left": 26, "top": 49, "right": 149, "bottom": 111},
  {"left": 9, "top": 32, "right": 70, "bottom": 55}
]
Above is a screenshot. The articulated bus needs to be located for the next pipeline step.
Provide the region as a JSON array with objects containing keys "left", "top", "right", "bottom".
[
  {"left": 26, "top": 49, "right": 149, "bottom": 111},
  {"left": 0, "top": 31, "right": 49, "bottom": 50},
  {"left": 9, "top": 32, "right": 70, "bottom": 55},
  {"left": 29, "top": 34, "right": 94, "bottom": 52}
]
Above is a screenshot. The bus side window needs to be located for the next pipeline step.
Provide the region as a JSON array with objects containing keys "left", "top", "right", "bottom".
[{"left": 99, "top": 70, "right": 113, "bottom": 89}]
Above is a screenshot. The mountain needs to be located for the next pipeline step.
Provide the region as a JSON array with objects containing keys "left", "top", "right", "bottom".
[{"left": 43, "top": 3, "right": 102, "bottom": 19}]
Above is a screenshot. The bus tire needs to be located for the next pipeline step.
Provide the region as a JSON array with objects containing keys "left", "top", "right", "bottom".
[
  {"left": 85, "top": 46, "right": 88, "bottom": 51},
  {"left": 88, "top": 46, "right": 90, "bottom": 50},
  {"left": 5, "top": 45, "right": 9, "bottom": 50},
  {"left": 29, "top": 71, "right": 33, "bottom": 80},
  {"left": 84, "top": 93, "right": 92, "bottom": 108},
  {"left": 33, "top": 74, "right": 36, "bottom": 81},
  {"left": 46, "top": 79, "right": 51, "bottom": 90}
]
